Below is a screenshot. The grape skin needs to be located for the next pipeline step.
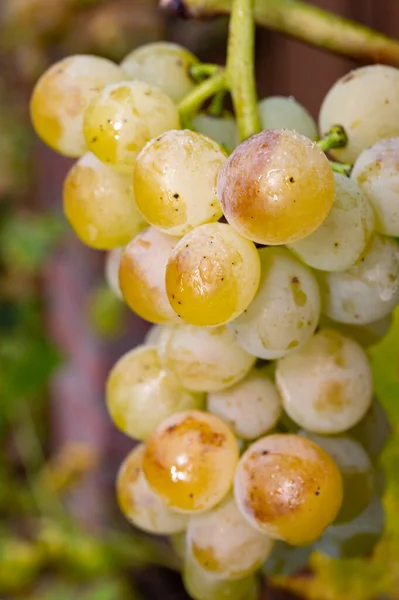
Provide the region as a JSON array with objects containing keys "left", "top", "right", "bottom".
[
  {"left": 192, "top": 113, "right": 239, "bottom": 154},
  {"left": 348, "top": 397, "right": 391, "bottom": 462},
  {"left": 318, "top": 314, "right": 392, "bottom": 348},
  {"left": 143, "top": 325, "right": 163, "bottom": 346},
  {"left": 263, "top": 541, "right": 313, "bottom": 576},
  {"left": 105, "top": 247, "right": 124, "bottom": 299},
  {"left": 106, "top": 345, "right": 204, "bottom": 440},
  {"left": 258, "top": 96, "right": 318, "bottom": 140}
]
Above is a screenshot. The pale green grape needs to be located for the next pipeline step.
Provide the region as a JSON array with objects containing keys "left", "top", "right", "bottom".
[
  {"left": 105, "top": 247, "right": 124, "bottom": 299},
  {"left": 207, "top": 366, "right": 282, "bottom": 440},
  {"left": 318, "top": 314, "right": 392, "bottom": 348},
  {"left": 158, "top": 324, "right": 256, "bottom": 392},
  {"left": 106, "top": 345, "right": 204, "bottom": 440},
  {"left": 134, "top": 130, "right": 226, "bottom": 236},
  {"left": 317, "top": 235, "right": 399, "bottom": 325},
  {"left": 228, "top": 247, "right": 320, "bottom": 359},
  {"left": 258, "top": 95, "right": 318, "bottom": 139},
  {"left": 276, "top": 330, "right": 373, "bottom": 434},
  {"left": 192, "top": 113, "right": 239, "bottom": 154},
  {"left": 143, "top": 325, "right": 163, "bottom": 346},
  {"left": 288, "top": 173, "right": 375, "bottom": 272},
  {"left": 263, "top": 541, "right": 312, "bottom": 576},
  {"left": 121, "top": 42, "right": 198, "bottom": 103},
  {"left": 319, "top": 64, "right": 399, "bottom": 163},
  {"left": 348, "top": 397, "right": 391, "bottom": 462}
]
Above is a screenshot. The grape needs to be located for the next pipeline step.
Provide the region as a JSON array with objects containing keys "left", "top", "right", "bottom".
[
  {"left": 30, "top": 55, "right": 125, "bottom": 156},
  {"left": 83, "top": 81, "right": 180, "bottom": 172},
  {"left": 217, "top": 129, "right": 334, "bottom": 245},
  {"left": 120, "top": 42, "right": 198, "bottom": 103},
  {"left": 170, "top": 531, "right": 186, "bottom": 561},
  {"left": 258, "top": 96, "right": 318, "bottom": 140},
  {"left": 288, "top": 173, "right": 375, "bottom": 272},
  {"left": 158, "top": 324, "right": 256, "bottom": 392},
  {"left": 143, "top": 410, "right": 239, "bottom": 513},
  {"left": 348, "top": 397, "right": 391, "bottom": 462},
  {"left": 133, "top": 130, "right": 225, "bottom": 236},
  {"left": 263, "top": 541, "right": 312, "bottom": 576},
  {"left": 117, "top": 444, "right": 188, "bottom": 534},
  {"left": 234, "top": 434, "right": 343, "bottom": 546},
  {"left": 228, "top": 247, "right": 320, "bottom": 360},
  {"left": 207, "top": 366, "right": 282, "bottom": 440},
  {"left": 106, "top": 345, "right": 204, "bottom": 441},
  {"left": 165, "top": 223, "right": 261, "bottom": 326},
  {"left": 63, "top": 153, "right": 146, "bottom": 250},
  {"left": 298, "top": 431, "right": 374, "bottom": 524},
  {"left": 118, "top": 227, "right": 181, "bottom": 325},
  {"left": 317, "top": 235, "right": 399, "bottom": 325},
  {"left": 143, "top": 325, "right": 163, "bottom": 346},
  {"left": 192, "top": 113, "right": 239, "bottom": 154},
  {"left": 352, "top": 138, "right": 399, "bottom": 236},
  {"left": 183, "top": 554, "right": 259, "bottom": 600},
  {"left": 276, "top": 330, "right": 373, "bottom": 434},
  {"left": 318, "top": 314, "right": 392, "bottom": 348},
  {"left": 105, "top": 247, "right": 124, "bottom": 299},
  {"left": 187, "top": 494, "right": 273, "bottom": 579},
  {"left": 319, "top": 65, "right": 399, "bottom": 163}
]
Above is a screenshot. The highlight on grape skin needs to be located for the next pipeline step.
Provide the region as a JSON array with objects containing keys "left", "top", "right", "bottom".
[
  {"left": 143, "top": 410, "right": 239, "bottom": 513},
  {"left": 133, "top": 130, "right": 226, "bottom": 236},
  {"left": 217, "top": 129, "right": 335, "bottom": 245}
]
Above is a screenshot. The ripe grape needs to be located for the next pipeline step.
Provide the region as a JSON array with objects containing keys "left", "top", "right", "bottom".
[
  {"left": 106, "top": 346, "right": 204, "bottom": 440},
  {"left": 143, "top": 325, "right": 163, "bottom": 346},
  {"left": 348, "top": 397, "right": 391, "bottom": 462},
  {"left": 192, "top": 113, "right": 239, "bottom": 154},
  {"left": 143, "top": 410, "right": 239, "bottom": 513},
  {"left": 228, "top": 247, "right": 320, "bottom": 359},
  {"left": 158, "top": 324, "right": 256, "bottom": 392},
  {"left": 263, "top": 541, "right": 312, "bottom": 576},
  {"left": 63, "top": 153, "right": 146, "bottom": 250},
  {"left": 317, "top": 235, "right": 399, "bottom": 325},
  {"left": 133, "top": 130, "right": 225, "bottom": 236},
  {"left": 217, "top": 129, "right": 334, "bottom": 245},
  {"left": 352, "top": 137, "right": 399, "bottom": 236},
  {"left": 105, "top": 247, "right": 124, "bottom": 299},
  {"left": 276, "top": 330, "right": 373, "bottom": 434},
  {"left": 207, "top": 366, "right": 282, "bottom": 440},
  {"left": 30, "top": 55, "right": 125, "bottom": 156},
  {"left": 120, "top": 42, "right": 198, "bottom": 102},
  {"left": 118, "top": 227, "right": 181, "bottom": 325},
  {"left": 319, "top": 64, "right": 399, "bottom": 163},
  {"left": 83, "top": 81, "right": 180, "bottom": 172},
  {"left": 288, "top": 173, "right": 375, "bottom": 272},
  {"left": 234, "top": 434, "right": 343, "bottom": 546},
  {"left": 165, "top": 223, "right": 261, "bottom": 326},
  {"left": 258, "top": 95, "right": 318, "bottom": 140},
  {"left": 117, "top": 444, "right": 187, "bottom": 534},
  {"left": 318, "top": 314, "right": 392, "bottom": 348},
  {"left": 186, "top": 494, "right": 273, "bottom": 579}
]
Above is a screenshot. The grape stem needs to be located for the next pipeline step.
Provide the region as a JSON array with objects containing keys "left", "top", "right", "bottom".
[
  {"left": 190, "top": 63, "right": 221, "bottom": 81},
  {"left": 178, "top": 69, "right": 226, "bottom": 120},
  {"left": 161, "top": 0, "right": 399, "bottom": 67},
  {"left": 317, "top": 125, "right": 348, "bottom": 153},
  {"left": 329, "top": 161, "right": 353, "bottom": 177}
]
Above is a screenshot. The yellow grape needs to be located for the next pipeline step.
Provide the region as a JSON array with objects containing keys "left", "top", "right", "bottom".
[
  {"left": 143, "top": 325, "right": 163, "bottom": 346},
  {"left": 63, "top": 153, "right": 146, "bottom": 250},
  {"left": 143, "top": 410, "right": 239, "bottom": 513},
  {"left": 165, "top": 223, "right": 261, "bottom": 326},
  {"left": 119, "top": 227, "right": 181, "bottom": 325},
  {"left": 234, "top": 434, "right": 343, "bottom": 546},
  {"left": 106, "top": 346, "right": 204, "bottom": 441},
  {"left": 105, "top": 247, "right": 124, "bottom": 299},
  {"left": 30, "top": 55, "right": 125, "bottom": 156},
  {"left": 117, "top": 444, "right": 187, "bottom": 534},
  {"left": 133, "top": 130, "right": 225, "bottom": 236},
  {"left": 83, "top": 81, "right": 180, "bottom": 172},
  {"left": 218, "top": 129, "right": 334, "bottom": 245}
]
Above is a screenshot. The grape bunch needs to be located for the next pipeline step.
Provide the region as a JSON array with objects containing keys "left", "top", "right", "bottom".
[{"left": 30, "top": 41, "right": 397, "bottom": 600}]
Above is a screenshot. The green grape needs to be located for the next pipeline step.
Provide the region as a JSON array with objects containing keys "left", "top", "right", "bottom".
[
  {"left": 192, "top": 113, "right": 239, "bottom": 154},
  {"left": 207, "top": 366, "right": 282, "bottom": 440},
  {"left": 83, "top": 81, "right": 180, "bottom": 172},
  {"left": 288, "top": 173, "right": 375, "bottom": 272},
  {"left": 63, "top": 153, "right": 147, "bottom": 250},
  {"left": 348, "top": 397, "right": 391, "bottom": 462},
  {"left": 165, "top": 223, "right": 261, "bottom": 326},
  {"left": 228, "top": 247, "right": 320, "bottom": 359},
  {"left": 30, "top": 55, "right": 125, "bottom": 156},
  {"left": 319, "top": 64, "right": 399, "bottom": 163},
  {"left": 276, "top": 330, "right": 373, "bottom": 434},
  {"left": 263, "top": 541, "right": 312, "bottom": 576},
  {"left": 217, "top": 129, "right": 334, "bottom": 245},
  {"left": 120, "top": 42, "right": 198, "bottom": 103},
  {"left": 105, "top": 247, "right": 124, "bottom": 299},
  {"left": 117, "top": 444, "right": 188, "bottom": 534},
  {"left": 158, "top": 324, "right": 256, "bottom": 392},
  {"left": 317, "top": 235, "right": 399, "bottom": 325},
  {"left": 106, "top": 345, "right": 204, "bottom": 440},
  {"left": 258, "top": 95, "right": 318, "bottom": 140},
  {"left": 143, "top": 410, "right": 239, "bottom": 513},
  {"left": 352, "top": 137, "right": 399, "bottom": 236},
  {"left": 187, "top": 494, "right": 273, "bottom": 579},
  {"left": 133, "top": 130, "right": 225, "bottom": 236},
  {"left": 234, "top": 434, "right": 343, "bottom": 546},
  {"left": 318, "top": 314, "right": 392, "bottom": 348}
]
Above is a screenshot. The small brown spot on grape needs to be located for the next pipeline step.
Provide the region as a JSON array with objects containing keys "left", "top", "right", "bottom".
[
  {"left": 315, "top": 491, "right": 320, "bottom": 496},
  {"left": 334, "top": 242, "right": 339, "bottom": 247},
  {"left": 292, "top": 276, "right": 299, "bottom": 283},
  {"left": 174, "top": 193, "right": 179, "bottom": 199},
  {"left": 289, "top": 177, "right": 295, "bottom": 183},
  {"left": 261, "top": 450, "right": 269, "bottom": 455}
]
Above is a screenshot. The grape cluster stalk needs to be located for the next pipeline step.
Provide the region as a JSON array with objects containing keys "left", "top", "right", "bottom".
[{"left": 29, "top": 0, "right": 398, "bottom": 596}]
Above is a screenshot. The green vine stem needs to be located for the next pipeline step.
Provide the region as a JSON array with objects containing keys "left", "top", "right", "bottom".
[
  {"left": 317, "top": 125, "right": 348, "bottom": 153},
  {"left": 329, "top": 161, "right": 353, "bottom": 177},
  {"left": 178, "top": 69, "right": 226, "bottom": 121},
  {"left": 161, "top": 0, "right": 399, "bottom": 67}
]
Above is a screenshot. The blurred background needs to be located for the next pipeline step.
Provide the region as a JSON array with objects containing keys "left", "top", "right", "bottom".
[{"left": 1, "top": 0, "right": 399, "bottom": 599}]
